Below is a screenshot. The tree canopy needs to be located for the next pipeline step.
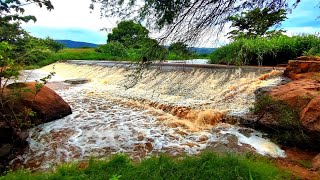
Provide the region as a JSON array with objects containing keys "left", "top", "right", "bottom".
[
  {"left": 227, "top": 7, "right": 287, "bottom": 39},
  {"left": 91, "top": 0, "right": 304, "bottom": 43},
  {"left": 107, "top": 20, "right": 150, "bottom": 48}
]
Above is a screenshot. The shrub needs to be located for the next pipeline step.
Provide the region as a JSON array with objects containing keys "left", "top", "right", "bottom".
[{"left": 96, "top": 42, "right": 128, "bottom": 58}]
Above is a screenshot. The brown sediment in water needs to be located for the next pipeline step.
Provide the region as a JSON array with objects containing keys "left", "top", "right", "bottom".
[{"left": 109, "top": 98, "right": 226, "bottom": 131}]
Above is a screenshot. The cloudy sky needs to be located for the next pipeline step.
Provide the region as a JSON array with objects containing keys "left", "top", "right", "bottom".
[{"left": 21, "top": 0, "right": 320, "bottom": 47}]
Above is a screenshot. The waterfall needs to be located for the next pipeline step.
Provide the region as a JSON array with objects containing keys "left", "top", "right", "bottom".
[{"left": 12, "top": 62, "right": 286, "bottom": 170}]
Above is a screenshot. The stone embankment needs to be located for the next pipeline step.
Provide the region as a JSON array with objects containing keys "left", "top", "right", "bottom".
[{"left": 0, "top": 82, "right": 71, "bottom": 173}]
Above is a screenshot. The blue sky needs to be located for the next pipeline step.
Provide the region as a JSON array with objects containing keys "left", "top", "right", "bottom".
[{"left": 22, "top": 0, "right": 320, "bottom": 47}]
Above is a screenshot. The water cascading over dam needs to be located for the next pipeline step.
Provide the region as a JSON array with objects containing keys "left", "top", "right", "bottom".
[{"left": 13, "top": 61, "right": 286, "bottom": 170}]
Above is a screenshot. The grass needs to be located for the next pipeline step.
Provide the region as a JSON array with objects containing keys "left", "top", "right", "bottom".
[
  {"left": 210, "top": 34, "right": 320, "bottom": 66},
  {"left": 1, "top": 152, "right": 291, "bottom": 180},
  {"left": 26, "top": 48, "right": 210, "bottom": 69}
]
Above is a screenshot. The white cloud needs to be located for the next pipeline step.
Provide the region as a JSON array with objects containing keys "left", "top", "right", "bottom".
[
  {"left": 21, "top": 0, "right": 117, "bottom": 31},
  {"left": 284, "top": 27, "right": 320, "bottom": 36}
]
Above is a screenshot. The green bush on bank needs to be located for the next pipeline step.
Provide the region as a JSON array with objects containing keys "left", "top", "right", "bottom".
[
  {"left": 210, "top": 34, "right": 320, "bottom": 66},
  {"left": 1, "top": 152, "right": 291, "bottom": 180}
]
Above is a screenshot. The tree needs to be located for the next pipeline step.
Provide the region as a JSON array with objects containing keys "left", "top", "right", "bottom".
[
  {"left": 91, "top": 0, "right": 304, "bottom": 43},
  {"left": 227, "top": 8, "right": 287, "bottom": 39},
  {"left": 168, "top": 42, "right": 192, "bottom": 58},
  {"left": 107, "top": 20, "right": 150, "bottom": 48}
]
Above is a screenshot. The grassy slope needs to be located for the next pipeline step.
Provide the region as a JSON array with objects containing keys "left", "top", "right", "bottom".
[{"left": 1, "top": 153, "right": 291, "bottom": 180}]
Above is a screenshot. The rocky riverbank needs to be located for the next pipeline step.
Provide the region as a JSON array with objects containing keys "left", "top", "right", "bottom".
[{"left": 248, "top": 56, "right": 320, "bottom": 172}]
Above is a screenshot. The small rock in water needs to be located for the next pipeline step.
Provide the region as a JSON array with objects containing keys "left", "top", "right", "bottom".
[{"left": 64, "top": 78, "right": 89, "bottom": 85}]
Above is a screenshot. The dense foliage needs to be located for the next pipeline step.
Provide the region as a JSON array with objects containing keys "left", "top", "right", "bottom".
[
  {"left": 227, "top": 7, "right": 287, "bottom": 39},
  {"left": 210, "top": 34, "right": 320, "bottom": 66},
  {"left": 1, "top": 152, "right": 291, "bottom": 179},
  {"left": 107, "top": 21, "right": 150, "bottom": 48}
]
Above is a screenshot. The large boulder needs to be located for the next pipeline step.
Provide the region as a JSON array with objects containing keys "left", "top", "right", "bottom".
[{"left": 6, "top": 82, "right": 72, "bottom": 123}]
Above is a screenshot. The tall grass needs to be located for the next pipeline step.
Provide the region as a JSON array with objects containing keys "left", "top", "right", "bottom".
[
  {"left": 210, "top": 34, "right": 320, "bottom": 66},
  {"left": 1, "top": 152, "right": 291, "bottom": 180}
]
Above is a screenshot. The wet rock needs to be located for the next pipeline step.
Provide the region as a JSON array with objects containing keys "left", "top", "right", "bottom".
[
  {"left": 64, "top": 78, "right": 89, "bottom": 85},
  {"left": 312, "top": 153, "right": 320, "bottom": 171},
  {"left": 0, "top": 144, "right": 12, "bottom": 157},
  {"left": 0, "top": 121, "right": 12, "bottom": 144}
]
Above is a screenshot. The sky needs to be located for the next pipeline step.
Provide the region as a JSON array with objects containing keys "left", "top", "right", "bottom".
[{"left": 21, "top": 0, "right": 320, "bottom": 47}]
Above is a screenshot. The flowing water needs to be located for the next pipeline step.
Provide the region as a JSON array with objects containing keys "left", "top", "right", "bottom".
[{"left": 12, "top": 61, "right": 286, "bottom": 170}]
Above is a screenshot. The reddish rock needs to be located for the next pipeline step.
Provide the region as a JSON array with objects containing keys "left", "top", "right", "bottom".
[
  {"left": 268, "top": 79, "right": 320, "bottom": 135},
  {"left": 300, "top": 96, "right": 320, "bottom": 134},
  {"left": 295, "top": 56, "right": 320, "bottom": 61},
  {"left": 284, "top": 60, "right": 320, "bottom": 79},
  {"left": 6, "top": 82, "right": 72, "bottom": 123},
  {"left": 312, "top": 153, "right": 320, "bottom": 171}
]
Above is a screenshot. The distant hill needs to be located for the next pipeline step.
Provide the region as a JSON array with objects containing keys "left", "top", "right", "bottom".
[
  {"left": 55, "top": 40, "right": 216, "bottom": 54},
  {"left": 55, "top": 40, "right": 99, "bottom": 48},
  {"left": 191, "top": 47, "right": 216, "bottom": 54}
]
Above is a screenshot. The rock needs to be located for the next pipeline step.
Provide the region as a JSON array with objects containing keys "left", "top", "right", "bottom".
[
  {"left": 295, "top": 56, "right": 320, "bottom": 61},
  {"left": 64, "top": 78, "right": 89, "bottom": 85},
  {"left": 0, "top": 121, "right": 12, "bottom": 144},
  {"left": 0, "top": 144, "right": 12, "bottom": 157},
  {"left": 284, "top": 60, "right": 320, "bottom": 79},
  {"left": 312, "top": 153, "right": 320, "bottom": 171},
  {"left": 269, "top": 79, "right": 320, "bottom": 112},
  {"left": 300, "top": 96, "right": 320, "bottom": 134},
  {"left": 5, "top": 82, "right": 72, "bottom": 123},
  {"left": 268, "top": 79, "right": 320, "bottom": 136}
]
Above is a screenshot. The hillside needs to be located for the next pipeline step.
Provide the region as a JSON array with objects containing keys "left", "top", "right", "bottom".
[{"left": 56, "top": 40, "right": 99, "bottom": 48}]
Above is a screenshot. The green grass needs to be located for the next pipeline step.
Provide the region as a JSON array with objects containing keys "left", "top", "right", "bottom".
[
  {"left": 27, "top": 48, "right": 209, "bottom": 69},
  {"left": 1, "top": 152, "right": 291, "bottom": 180},
  {"left": 210, "top": 34, "right": 320, "bottom": 66},
  {"left": 35, "top": 48, "right": 131, "bottom": 67}
]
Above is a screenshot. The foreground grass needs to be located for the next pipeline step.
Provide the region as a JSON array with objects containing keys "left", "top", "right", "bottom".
[{"left": 1, "top": 152, "right": 291, "bottom": 180}]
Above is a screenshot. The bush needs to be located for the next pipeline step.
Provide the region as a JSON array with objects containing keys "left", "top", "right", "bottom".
[
  {"left": 210, "top": 34, "right": 320, "bottom": 66},
  {"left": 19, "top": 49, "right": 52, "bottom": 65},
  {"left": 96, "top": 42, "right": 128, "bottom": 58}
]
